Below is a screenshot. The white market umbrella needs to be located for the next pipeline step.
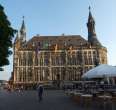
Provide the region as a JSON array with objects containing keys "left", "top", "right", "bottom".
[{"left": 82, "top": 64, "right": 116, "bottom": 79}]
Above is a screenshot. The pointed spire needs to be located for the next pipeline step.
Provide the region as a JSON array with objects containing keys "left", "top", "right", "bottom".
[
  {"left": 89, "top": 6, "right": 91, "bottom": 14},
  {"left": 87, "top": 6, "right": 101, "bottom": 46},
  {"left": 89, "top": 6, "right": 91, "bottom": 11},
  {"left": 88, "top": 6, "right": 93, "bottom": 20},
  {"left": 87, "top": 6, "right": 96, "bottom": 37},
  {"left": 20, "top": 16, "right": 26, "bottom": 42},
  {"left": 20, "top": 16, "right": 26, "bottom": 33}
]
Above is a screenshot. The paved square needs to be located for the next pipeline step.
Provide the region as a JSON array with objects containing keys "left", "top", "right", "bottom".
[{"left": 0, "top": 90, "right": 114, "bottom": 110}]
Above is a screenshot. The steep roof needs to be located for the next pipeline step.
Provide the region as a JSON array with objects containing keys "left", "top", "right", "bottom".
[
  {"left": 23, "top": 35, "right": 88, "bottom": 50},
  {"left": 29, "top": 35, "right": 87, "bottom": 45}
]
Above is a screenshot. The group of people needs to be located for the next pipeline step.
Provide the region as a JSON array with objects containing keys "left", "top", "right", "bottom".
[{"left": 5, "top": 84, "right": 44, "bottom": 102}]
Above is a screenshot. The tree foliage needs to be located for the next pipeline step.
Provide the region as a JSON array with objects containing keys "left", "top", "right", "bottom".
[{"left": 0, "top": 4, "right": 16, "bottom": 70}]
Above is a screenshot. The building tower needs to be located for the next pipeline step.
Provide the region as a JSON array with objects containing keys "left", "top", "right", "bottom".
[
  {"left": 87, "top": 6, "right": 101, "bottom": 46},
  {"left": 20, "top": 16, "right": 26, "bottom": 44}
]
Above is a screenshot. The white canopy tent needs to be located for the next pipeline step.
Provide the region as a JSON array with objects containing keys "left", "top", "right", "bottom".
[{"left": 82, "top": 64, "right": 116, "bottom": 79}]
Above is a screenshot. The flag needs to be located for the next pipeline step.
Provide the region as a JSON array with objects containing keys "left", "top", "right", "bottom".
[
  {"left": 69, "top": 45, "right": 73, "bottom": 57},
  {"left": 54, "top": 44, "right": 58, "bottom": 53},
  {"left": 35, "top": 42, "right": 40, "bottom": 56}
]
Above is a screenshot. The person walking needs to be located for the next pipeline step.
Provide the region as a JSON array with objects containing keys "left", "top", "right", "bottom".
[{"left": 37, "top": 85, "right": 44, "bottom": 102}]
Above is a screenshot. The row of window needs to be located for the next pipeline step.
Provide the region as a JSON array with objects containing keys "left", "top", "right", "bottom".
[
  {"left": 15, "top": 55, "right": 99, "bottom": 66},
  {"left": 14, "top": 66, "right": 93, "bottom": 82}
]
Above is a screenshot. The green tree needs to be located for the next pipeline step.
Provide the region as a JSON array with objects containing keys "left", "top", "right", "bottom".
[{"left": 0, "top": 4, "right": 16, "bottom": 71}]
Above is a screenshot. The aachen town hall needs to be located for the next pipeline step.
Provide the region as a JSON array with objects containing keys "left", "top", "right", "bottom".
[{"left": 12, "top": 7, "right": 107, "bottom": 88}]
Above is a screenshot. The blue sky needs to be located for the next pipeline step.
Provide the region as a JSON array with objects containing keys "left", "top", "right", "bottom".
[{"left": 0, "top": 0, "right": 116, "bottom": 80}]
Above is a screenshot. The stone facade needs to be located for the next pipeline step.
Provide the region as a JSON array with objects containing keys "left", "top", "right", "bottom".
[{"left": 12, "top": 8, "right": 107, "bottom": 88}]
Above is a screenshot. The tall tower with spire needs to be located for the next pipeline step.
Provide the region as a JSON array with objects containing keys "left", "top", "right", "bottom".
[
  {"left": 87, "top": 6, "right": 101, "bottom": 46},
  {"left": 13, "top": 16, "right": 27, "bottom": 55},
  {"left": 20, "top": 16, "right": 26, "bottom": 43},
  {"left": 12, "top": 9, "right": 107, "bottom": 89}
]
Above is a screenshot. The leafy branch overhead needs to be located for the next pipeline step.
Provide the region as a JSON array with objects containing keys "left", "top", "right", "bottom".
[{"left": 0, "top": 4, "right": 16, "bottom": 70}]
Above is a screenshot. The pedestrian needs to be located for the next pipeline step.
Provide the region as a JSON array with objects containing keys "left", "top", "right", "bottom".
[{"left": 37, "top": 84, "right": 44, "bottom": 102}]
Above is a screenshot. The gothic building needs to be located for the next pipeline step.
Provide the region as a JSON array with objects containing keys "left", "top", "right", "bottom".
[{"left": 13, "top": 8, "right": 107, "bottom": 88}]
